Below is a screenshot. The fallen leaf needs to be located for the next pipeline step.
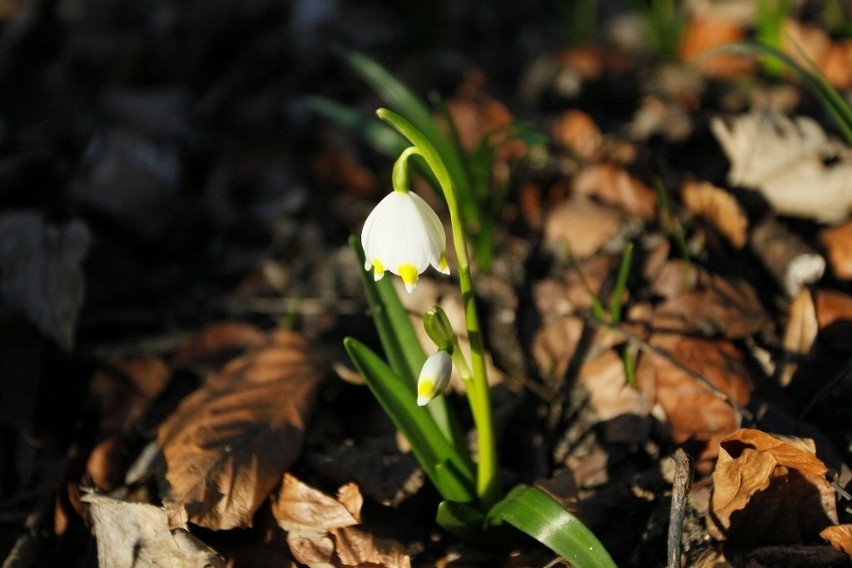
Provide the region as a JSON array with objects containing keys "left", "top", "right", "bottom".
[
  {"left": 578, "top": 349, "right": 649, "bottom": 421},
  {"left": 273, "top": 473, "right": 360, "bottom": 532},
  {"left": 543, "top": 196, "right": 624, "bottom": 259},
  {"left": 815, "top": 289, "right": 852, "bottom": 351},
  {"left": 779, "top": 288, "right": 818, "bottom": 386},
  {"left": 0, "top": 212, "right": 89, "bottom": 349},
  {"left": 821, "top": 524, "right": 852, "bottom": 558},
  {"left": 711, "top": 110, "right": 852, "bottom": 223},
  {"left": 273, "top": 474, "right": 411, "bottom": 568},
  {"left": 648, "top": 260, "right": 767, "bottom": 338},
  {"left": 158, "top": 330, "right": 323, "bottom": 529},
  {"left": 91, "top": 356, "right": 171, "bottom": 433},
  {"left": 821, "top": 220, "right": 852, "bottom": 280},
  {"left": 637, "top": 335, "right": 751, "bottom": 469},
  {"left": 707, "top": 429, "right": 838, "bottom": 545},
  {"left": 174, "top": 321, "right": 268, "bottom": 369},
  {"left": 549, "top": 109, "right": 603, "bottom": 162},
  {"left": 783, "top": 19, "right": 852, "bottom": 90},
  {"left": 573, "top": 163, "right": 657, "bottom": 221},
  {"left": 678, "top": 16, "right": 754, "bottom": 78},
  {"left": 681, "top": 180, "right": 748, "bottom": 248},
  {"left": 83, "top": 493, "right": 224, "bottom": 568}
]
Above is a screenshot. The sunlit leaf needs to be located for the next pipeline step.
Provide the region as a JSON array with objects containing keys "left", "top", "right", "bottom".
[{"left": 487, "top": 485, "right": 616, "bottom": 568}]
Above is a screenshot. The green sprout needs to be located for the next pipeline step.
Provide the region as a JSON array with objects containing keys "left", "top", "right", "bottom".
[
  {"left": 634, "top": 0, "right": 687, "bottom": 58},
  {"left": 344, "top": 109, "right": 616, "bottom": 567},
  {"left": 754, "top": 0, "right": 794, "bottom": 77}
]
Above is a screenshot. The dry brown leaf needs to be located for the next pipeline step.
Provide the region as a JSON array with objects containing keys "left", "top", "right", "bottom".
[
  {"left": 814, "top": 289, "right": 852, "bottom": 350},
  {"left": 86, "top": 436, "right": 124, "bottom": 492},
  {"left": 711, "top": 111, "right": 852, "bottom": 223},
  {"left": 779, "top": 288, "right": 818, "bottom": 386},
  {"left": 578, "top": 349, "right": 649, "bottom": 421},
  {"left": 273, "top": 473, "right": 360, "bottom": 532},
  {"left": 158, "top": 330, "right": 323, "bottom": 529},
  {"left": 647, "top": 260, "right": 767, "bottom": 338},
  {"left": 637, "top": 335, "right": 751, "bottom": 469},
  {"left": 311, "top": 151, "right": 380, "bottom": 197},
  {"left": 681, "top": 180, "right": 748, "bottom": 248},
  {"left": 678, "top": 16, "right": 754, "bottom": 78},
  {"left": 446, "top": 71, "right": 525, "bottom": 162},
  {"left": 821, "top": 220, "right": 852, "bottom": 280},
  {"left": 83, "top": 493, "right": 224, "bottom": 568},
  {"left": 573, "top": 163, "right": 657, "bottom": 220},
  {"left": 543, "top": 196, "right": 624, "bottom": 259},
  {"left": 707, "top": 429, "right": 837, "bottom": 545},
  {"left": 821, "top": 524, "right": 852, "bottom": 558},
  {"left": 174, "top": 321, "right": 268, "bottom": 369},
  {"left": 549, "top": 109, "right": 603, "bottom": 161},
  {"left": 274, "top": 474, "right": 410, "bottom": 568},
  {"left": 783, "top": 19, "right": 852, "bottom": 90}
]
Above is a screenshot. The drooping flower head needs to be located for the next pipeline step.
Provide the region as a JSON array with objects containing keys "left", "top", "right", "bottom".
[
  {"left": 417, "top": 350, "right": 452, "bottom": 406},
  {"left": 361, "top": 188, "right": 449, "bottom": 293}
]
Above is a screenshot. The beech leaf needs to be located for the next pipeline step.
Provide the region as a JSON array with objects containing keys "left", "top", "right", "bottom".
[
  {"left": 708, "top": 428, "right": 838, "bottom": 545},
  {"left": 158, "top": 330, "right": 323, "bottom": 530},
  {"left": 83, "top": 493, "right": 224, "bottom": 568}
]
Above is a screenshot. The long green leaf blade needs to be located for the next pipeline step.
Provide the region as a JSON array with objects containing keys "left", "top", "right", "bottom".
[
  {"left": 488, "top": 485, "right": 617, "bottom": 568},
  {"left": 344, "top": 338, "right": 475, "bottom": 503}
]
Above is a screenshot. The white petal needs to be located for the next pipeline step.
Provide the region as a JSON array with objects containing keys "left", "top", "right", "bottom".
[{"left": 417, "top": 350, "right": 452, "bottom": 406}]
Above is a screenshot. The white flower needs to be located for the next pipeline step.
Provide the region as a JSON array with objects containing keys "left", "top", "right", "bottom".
[
  {"left": 361, "top": 190, "right": 449, "bottom": 293},
  {"left": 417, "top": 350, "right": 452, "bottom": 406}
]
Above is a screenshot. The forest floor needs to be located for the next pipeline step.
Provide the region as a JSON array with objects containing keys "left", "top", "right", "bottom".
[{"left": 2, "top": 1, "right": 852, "bottom": 567}]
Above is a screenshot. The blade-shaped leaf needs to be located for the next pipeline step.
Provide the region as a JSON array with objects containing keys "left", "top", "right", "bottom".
[
  {"left": 306, "top": 96, "right": 408, "bottom": 157},
  {"left": 487, "top": 485, "right": 616, "bottom": 568},
  {"left": 344, "top": 337, "right": 475, "bottom": 503}
]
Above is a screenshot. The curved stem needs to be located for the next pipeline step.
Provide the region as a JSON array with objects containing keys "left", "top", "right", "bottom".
[{"left": 378, "top": 108, "right": 500, "bottom": 508}]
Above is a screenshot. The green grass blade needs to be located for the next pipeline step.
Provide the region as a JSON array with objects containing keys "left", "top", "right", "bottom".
[
  {"left": 488, "top": 485, "right": 617, "bottom": 568},
  {"left": 609, "top": 242, "right": 634, "bottom": 325},
  {"left": 344, "top": 337, "right": 475, "bottom": 503}
]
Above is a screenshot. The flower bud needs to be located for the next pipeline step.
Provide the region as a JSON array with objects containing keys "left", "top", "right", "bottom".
[
  {"left": 423, "top": 306, "right": 457, "bottom": 351},
  {"left": 417, "top": 350, "right": 452, "bottom": 406}
]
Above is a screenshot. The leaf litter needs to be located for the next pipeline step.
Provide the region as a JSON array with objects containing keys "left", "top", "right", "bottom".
[{"left": 3, "top": 2, "right": 852, "bottom": 567}]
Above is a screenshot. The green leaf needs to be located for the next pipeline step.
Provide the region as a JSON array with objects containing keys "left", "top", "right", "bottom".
[
  {"left": 487, "top": 485, "right": 617, "bottom": 568},
  {"left": 344, "top": 337, "right": 476, "bottom": 503},
  {"left": 306, "top": 96, "right": 409, "bottom": 157}
]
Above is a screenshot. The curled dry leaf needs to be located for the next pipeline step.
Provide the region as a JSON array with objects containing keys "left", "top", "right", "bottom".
[
  {"left": 273, "top": 473, "right": 410, "bottom": 568},
  {"left": 711, "top": 111, "right": 852, "bottom": 223},
  {"left": 779, "top": 288, "right": 818, "bottom": 386},
  {"left": 821, "top": 524, "right": 852, "bottom": 558},
  {"left": 573, "top": 163, "right": 657, "bottom": 221},
  {"left": 158, "top": 330, "right": 323, "bottom": 530},
  {"left": 821, "top": 220, "right": 852, "bottom": 280},
  {"left": 83, "top": 493, "right": 224, "bottom": 568},
  {"left": 707, "top": 429, "right": 838, "bottom": 545},
  {"left": 91, "top": 356, "right": 171, "bottom": 433},
  {"left": 681, "top": 180, "right": 748, "bottom": 248},
  {"left": 637, "top": 335, "right": 751, "bottom": 469}
]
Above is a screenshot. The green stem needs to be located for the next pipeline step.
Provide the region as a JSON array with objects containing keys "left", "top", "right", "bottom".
[{"left": 378, "top": 108, "right": 501, "bottom": 509}]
